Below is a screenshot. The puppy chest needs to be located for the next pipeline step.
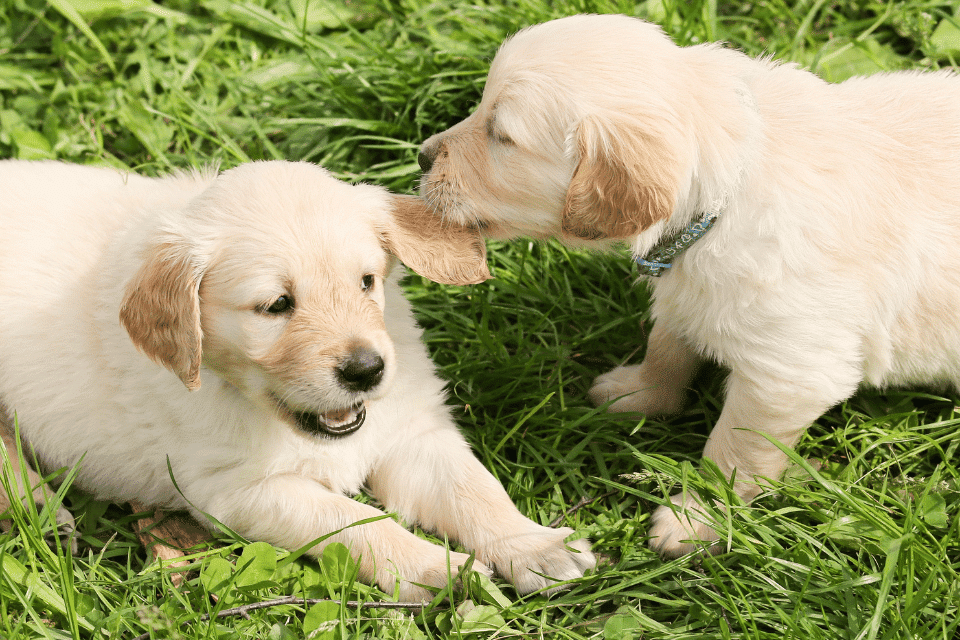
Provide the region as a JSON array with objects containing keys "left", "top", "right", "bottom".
[{"left": 276, "top": 434, "right": 379, "bottom": 496}]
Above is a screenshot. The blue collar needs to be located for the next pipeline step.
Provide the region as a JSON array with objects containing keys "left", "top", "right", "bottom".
[{"left": 634, "top": 211, "right": 722, "bottom": 277}]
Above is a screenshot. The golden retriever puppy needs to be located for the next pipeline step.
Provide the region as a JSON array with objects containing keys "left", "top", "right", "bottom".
[
  {"left": 0, "top": 159, "right": 594, "bottom": 598},
  {"left": 418, "top": 14, "right": 960, "bottom": 556}
]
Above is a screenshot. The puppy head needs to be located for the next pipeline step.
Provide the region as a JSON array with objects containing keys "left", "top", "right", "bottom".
[
  {"left": 119, "top": 161, "right": 486, "bottom": 438},
  {"left": 419, "top": 14, "right": 748, "bottom": 244}
]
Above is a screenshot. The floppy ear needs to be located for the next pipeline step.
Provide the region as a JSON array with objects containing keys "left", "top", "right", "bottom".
[
  {"left": 562, "top": 113, "right": 680, "bottom": 240},
  {"left": 381, "top": 195, "right": 491, "bottom": 285},
  {"left": 119, "top": 238, "right": 204, "bottom": 391}
]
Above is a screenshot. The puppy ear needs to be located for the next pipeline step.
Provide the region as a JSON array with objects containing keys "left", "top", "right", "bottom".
[
  {"left": 562, "top": 113, "right": 679, "bottom": 240},
  {"left": 382, "top": 195, "right": 491, "bottom": 285},
  {"left": 119, "top": 239, "right": 204, "bottom": 391}
]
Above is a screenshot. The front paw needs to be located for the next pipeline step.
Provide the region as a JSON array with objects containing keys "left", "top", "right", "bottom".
[
  {"left": 482, "top": 526, "right": 596, "bottom": 595},
  {"left": 589, "top": 365, "right": 685, "bottom": 415},
  {"left": 395, "top": 547, "right": 493, "bottom": 603},
  {"left": 648, "top": 492, "right": 722, "bottom": 557}
]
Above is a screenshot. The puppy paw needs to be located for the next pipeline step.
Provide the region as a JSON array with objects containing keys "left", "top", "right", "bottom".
[
  {"left": 395, "top": 548, "right": 493, "bottom": 603},
  {"left": 648, "top": 492, "right": 721, "bottom": 557},
  {"left": 589, "top": 365, "right": 685, "bottom": 415},
  {"left": 482, "top": 526, "right": 596, "bottom": 595},
  {"left": 51, "top": 504, "right": 78, "bottom": 555}
]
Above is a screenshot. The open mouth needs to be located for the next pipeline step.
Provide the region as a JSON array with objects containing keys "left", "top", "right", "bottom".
[{"left": 273, "top": 395, "right": 366, "bottom": 438}]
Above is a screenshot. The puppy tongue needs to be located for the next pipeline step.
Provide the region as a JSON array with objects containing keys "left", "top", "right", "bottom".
[
  {"left": 298, "top": 402, "right": 365, "bottom": 437},
  {"left": 323, "top": 406, "right": 357, "bottom": 423},
  {"left": 279, "top": 394, "right": 366, "bottom": 438}
]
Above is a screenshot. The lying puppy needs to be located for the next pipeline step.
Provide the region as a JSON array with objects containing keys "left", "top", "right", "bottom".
[
  {"left": 417, "top": 14, "right": 960, "bottom": 555},
  {"left": 0, "top": 159, "right": 594, "bottom": 598}
]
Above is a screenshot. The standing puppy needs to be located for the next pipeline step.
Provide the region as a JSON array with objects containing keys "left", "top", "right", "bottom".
[
  {"left": 0, "top": 160, "right": 594, "bottom": 599},
  {"left": 418, "top": 14, "right": 960, "bottom": 555}
]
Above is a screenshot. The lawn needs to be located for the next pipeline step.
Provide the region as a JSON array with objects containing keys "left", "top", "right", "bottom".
[{"left": 1, "top": 0, "right": 959, "bottom": 638}]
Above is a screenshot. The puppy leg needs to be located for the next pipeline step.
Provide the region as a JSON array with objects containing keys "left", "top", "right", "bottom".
[
  {"left": 201, "top": 476, "right": 490, "bottom": 602},
  {"left": 367, "top": 419, "right": 596, "bottom": 595},
  {"left": 589, "top": 323, "right": 700, "bottom": 414},
  {"left": 649, "top": 367, "right": 856, "bottom": 556},
  {"left": 0, "top": 425, "right": 76, "bottom": 551}
]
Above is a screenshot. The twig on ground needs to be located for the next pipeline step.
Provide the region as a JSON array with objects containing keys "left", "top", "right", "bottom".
[
  {"left": 550, "top": 491, "right": 617, "bottom": 528},
  {"left": 129, "top": 501, "right": 214, "bottom": 588}
]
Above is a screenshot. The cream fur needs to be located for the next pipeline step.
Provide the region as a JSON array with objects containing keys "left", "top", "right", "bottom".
[
  {"left": 0, "top": 159, "right": 593, "bottom": 598},
  {"left": 418, "top": 14, "right": 960, "bottom": 555}
]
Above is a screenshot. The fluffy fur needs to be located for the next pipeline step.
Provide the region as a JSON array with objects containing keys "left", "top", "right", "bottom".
[
  {"left": 418, "top": 14, "right": 960, "bottom": 555},
  {"left": 0, "top": 159, "right": 594, "bottom": 598}
]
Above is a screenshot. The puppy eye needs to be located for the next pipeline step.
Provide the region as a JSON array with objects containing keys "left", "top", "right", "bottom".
[
  {"left": 489, "top": 127, "right": 514, "bottom": 146},
  {"left": 360, "top": 274, "right": 375, "bottom": 292},
  {"left": 485, "top": 118, "right": 515, "bottom": 146},
  {"left": 263, "top": 295, "right": 294, "bottom": 314}
]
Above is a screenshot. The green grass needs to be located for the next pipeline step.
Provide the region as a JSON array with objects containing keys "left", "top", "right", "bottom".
[{"left": 1, "top": 0, "right": 959, "bottom": 638}]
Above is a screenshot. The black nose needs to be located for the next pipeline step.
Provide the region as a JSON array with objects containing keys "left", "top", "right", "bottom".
[
  {"left": 417, "top": 150, "right": 433, "bottom": 173},
  {"left": 418, "top": 138, "right": 439, "bottom": 173},
  {"left": 336, "top": 347, "right": 385, "bottom": 392}
]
